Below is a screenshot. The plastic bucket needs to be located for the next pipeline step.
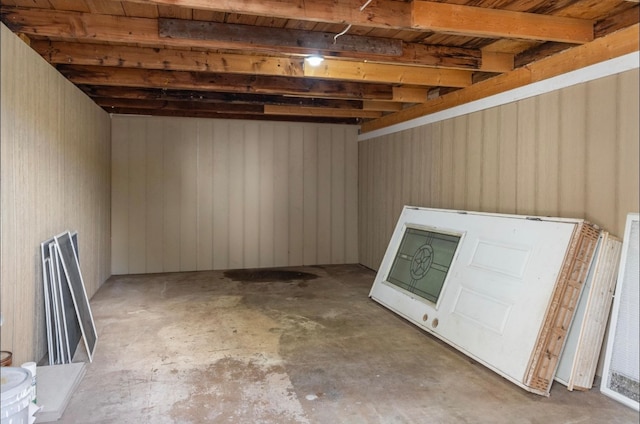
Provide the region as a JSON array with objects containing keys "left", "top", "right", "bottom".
[{"left": 1, "top": 367, "right": 31, "bottom": 424}]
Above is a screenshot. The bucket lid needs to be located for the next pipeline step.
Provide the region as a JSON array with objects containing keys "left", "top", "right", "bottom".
[{"left": 1, "top": 367, "right": 32, "bottom": 418}]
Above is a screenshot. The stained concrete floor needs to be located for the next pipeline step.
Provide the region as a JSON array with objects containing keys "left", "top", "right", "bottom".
[{"left": 60, "top": 265, "right": 638, "bottom": 423}]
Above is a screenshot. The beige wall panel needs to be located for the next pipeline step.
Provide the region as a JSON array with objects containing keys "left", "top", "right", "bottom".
[
  {"left": 440, "top": 120, "right": 455, "bottom": 209},
  {"left": 481, "top": 107, "right": 500, "bottom": 212},
  {"left": 374, "top": 140, "right": 388, "bottom": 266},
  {"left": 273, "top": 125, "right": 290, "bottom": 266},
  {"left": 303, "top": 127, "right": 318, "bottom": 265},
  {"left": 111, "top": 119, "right": 130, "bottom": 274},
  {"left": 243, "top": 122, "right": 261, "bottom": 268},
  {"left": 259, "top": 125, "right": 276, "bottom": 267},
  {"left": 401, "top": 133, "right": 413, "bottom": 204},
  {"left": 359, "top": 68, "right": 639, "bottom": 270},
  {"left": 617, "top": 69, "right": 640, "bottom": 238},
  {"left": 586, "top": 76, "right": 618, "bottom": 232},
  {"left": 128, "top": 122, "right": 147, "bottom": 274},
  {"left": 227, "top": 124, "right": 245, "bottom": 269},
  {"left": 180, "top": 122, "right": 198, "bottom": 271},
  {"left": 537, "top": 91, "right": 560, "bottom": 216},
  {"left": 162, "top": 120, "right": 182, "bottom": 272},
  {"left": 385, "top": 135, "right": 398, "bottom": 246},
  {"left": 345, "top": 126, "right": 359, "bottom": 263},
  {"left": 212, "top": 123, "right": 230, "bottom": 270},
  {"left": 452, "top": 116, "right": 468, "bottom": 210},
  {"left": 196, "top": 120, "right": 214, "bottom": 271},
  {"left": 1, "top": 24, "right": 111, "bottom": 364},
  {"left": 429, "top": 122, "right": 443, "bottom": 209},
  {"left": 392, "top": 133, "right": 405, "bottom": 230},
  {"left": 558, "top": 84, "right": 587, "bottom": 220},
  {"left": 498, "top": 103, "right": 518, "bottom": 214},
  {"left": 111, "top": 117, "right": 358, "bottom": 273},
  {"left": 516, "top": 97, "right": 538, "bottom": 215},
  {"left": 331, "top": 129, "right": 346, "bottom": 264},
  {"left": 288, "top": 126, "right": 305, "bottom": 265},
  {"left": 146, "top": 121, "right": 165, "bottom": 272},
  {"left": 408, "top": 128, "right": 421, "bottom": 205},
  {"left": 466, "top": 113, "right": 483, "bottom": 211},
  {"left": 316, "top": 127, "right": 333, "bottom": 265}
]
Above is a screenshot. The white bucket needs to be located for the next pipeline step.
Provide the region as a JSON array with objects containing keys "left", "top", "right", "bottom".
[{"left": 1, "top": 367, "right": 32, "bottom": 424}]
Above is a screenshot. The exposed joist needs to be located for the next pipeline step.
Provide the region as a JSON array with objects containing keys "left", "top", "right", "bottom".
[
  {"left": 361, "top": 24, "right": 639, "bottom": 133},
  {"left": 391, "top": 87, "right": 429, "bottom": 103},
  {"left": 103, "top": 0, "right": 595, "bottom": 43},
  {"left": 107, "top": 108, "right": 360, "bottom": 124},
  {"left": 363, "top": 101, "right": 403, "bottom": 112},
  {"left": 31, "top": 41, "right": 477, "bottom": 88},
  {"left": 594, "top": 5, "right": 640, "bottom": 38},
  {"left": 304, "top": 57, "right": 472, "bottom": 87},
  {"left": 264, "top": 105, "right": 382, "bottom": 119},
  {"left": 0, "top": 8, "right": 507, "bottom": 71},
  {"left": 78, "top": 86, "right": 365, "bottom": 109},
  {"left": 412, "top": 1, "right": 594, "bottom": 44},
  {"left": 57, "top": 64, "right": 397, "bottom": 101},
  {"left": 94, "top": 97, "right": 264, "bottom": 114},
  {"left": 31, "top": 41, "right": 305, "bottom": 76},
  {"left": 158, "top": 18, "right": 403, "bottom": 56},
  {"left": 101, "top": 0, "right": 413, "bottom": 29}
]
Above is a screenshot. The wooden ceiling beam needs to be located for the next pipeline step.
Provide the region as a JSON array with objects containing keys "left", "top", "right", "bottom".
[
  {"left": 361, "top": 24, "right": 639, "bottom": 133},
  {"left": 363, "top": 101, "right": 403, "bottom": 112},
  {"left": 77, "top": 86, "right": 365, "bottom": 109},
  {"left": 391, "top": 87, "right": 429, "bottom": 103},
  {"left": 94, "top": 97, "right": 265, "bottom": 114},
  {"left": 103, "top": 0, "right": 413, "bottom": 29},
  {"left": 104, "top": 0, "right": 595, "bottom": 43},
  {"left": 412, "top": 1, "right": 594, "bottom": 44},
  {"left": 56, "top": 64, "right": 397, "bottom": 101},
  {"left": 1, "top": 8, "right": 504, "bottom": 71},
  {"left": 106, "top": 108, "right": 360, "bottom": 124},
  {"left": 158, "top": 18, "right": 403, "bottom": 56},
  {"left": 264, "top": 105, "right": 382, "bottom": 119},
  {"left": 31, "top": 40, "right": 479, "bottom": 88},
  {"left": 31, "top": 41, "right": 305, "bottom": 77},
  {"left": 304, "top": 57, "right": 472, "bottom": 87}
]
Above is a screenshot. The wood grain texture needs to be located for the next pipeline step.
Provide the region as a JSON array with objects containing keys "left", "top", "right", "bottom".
[
  {"left": 359, "top": 68, "right": 639, "bottom": 270},
  {"left": 1, "top": 25, "right": 111, "bottom": 365},
  {"left": 111, "top": 116, "right": 359, "bottom": 274}
]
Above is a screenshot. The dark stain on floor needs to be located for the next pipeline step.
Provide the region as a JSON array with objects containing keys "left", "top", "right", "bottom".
[{"left": 224, "top": 268, "right": 319, "bottom": 283}]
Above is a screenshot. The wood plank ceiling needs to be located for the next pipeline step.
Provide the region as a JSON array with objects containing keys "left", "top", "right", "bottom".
[{"left": 1, "top": 0, "right": 638, "bottom": 127}]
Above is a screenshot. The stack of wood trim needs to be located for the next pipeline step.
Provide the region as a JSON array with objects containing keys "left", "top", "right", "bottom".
[
  {"left": 568, "top": 232, "right": 622, "bottom": 391},
  {"left": 525, "top": 222, "right": 601, "bottom": 395}
]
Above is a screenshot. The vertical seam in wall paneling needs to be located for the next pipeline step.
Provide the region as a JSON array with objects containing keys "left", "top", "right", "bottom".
[
  {"left": 514, "top": 104, "right": 520, "bottom": 215},
  {"left": 160, "top": 121, "right": 165, "bottom": 273},
  {"left": 584, "top": 84, "right": 590, "bottom": 220},
  {"left": 557, "top": 94, "right": 563, "bottom": 217},
  {"left": 145, "top": 120, "right": 150, "bottom": 273},
  {"left": 613, "top": 74, "right": 621, "bottom": 234},
  {"left": 531, "top": 96, "right": 541, "bottom": 215},
  {"left": 195, "top": 122, "right": 201, "bottom": 271}
]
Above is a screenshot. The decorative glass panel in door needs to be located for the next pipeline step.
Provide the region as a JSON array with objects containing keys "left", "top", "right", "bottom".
[{"left": 386, "top": 227, "right": 461, "bottom": 305}]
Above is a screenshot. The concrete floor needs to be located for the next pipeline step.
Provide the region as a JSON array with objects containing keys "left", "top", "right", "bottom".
[{"left": 60, "top": 265, "right": 638, "bottom": 423}]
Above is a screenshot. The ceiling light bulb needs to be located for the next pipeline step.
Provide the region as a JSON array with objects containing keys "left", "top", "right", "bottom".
[{"left": 305, "top": 56, "right": 324, "bottom": 67}]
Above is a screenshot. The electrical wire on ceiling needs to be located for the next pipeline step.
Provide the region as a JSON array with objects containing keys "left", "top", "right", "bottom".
[{"left": 333, "top": 0, "right": 374, "bottom": 44}]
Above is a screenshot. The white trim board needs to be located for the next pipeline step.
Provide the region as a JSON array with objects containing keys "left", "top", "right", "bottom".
[{"left": 358, "top": 52, "right": 639, "bottom": 141}]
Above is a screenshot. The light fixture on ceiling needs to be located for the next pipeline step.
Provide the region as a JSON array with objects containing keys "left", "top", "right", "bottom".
[{"left": 305, "top": 55, "right": 324, "bottom": 67}]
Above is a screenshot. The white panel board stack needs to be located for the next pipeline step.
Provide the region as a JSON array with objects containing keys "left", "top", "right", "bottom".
[
  {"left": 555, "top": 231, "right": 622, "bottom": 391},
  {"left": 600, "top": 213, "right": 640, "bottom": 410},
  {"left": 369, "top": 206, "right": 600, "bottom": 396}
]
